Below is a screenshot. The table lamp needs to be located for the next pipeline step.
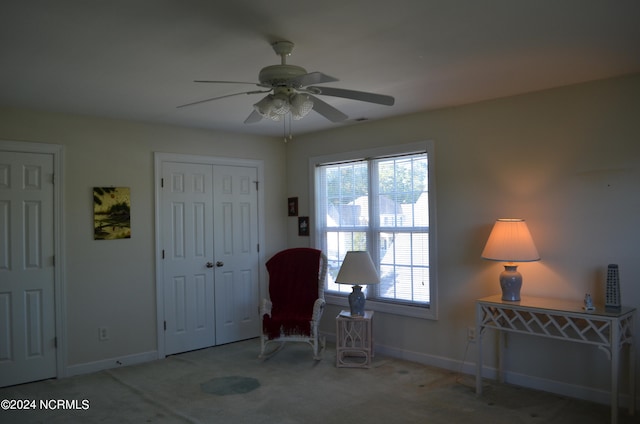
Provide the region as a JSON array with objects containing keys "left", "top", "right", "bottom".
[
  {"left": 481, "top": 218, "right": 540, "bottom": 301},
  {"left": 335, "top": 251, "right": 380, "bottom": 316}
]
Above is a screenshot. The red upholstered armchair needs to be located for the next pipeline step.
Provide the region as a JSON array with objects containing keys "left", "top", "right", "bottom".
[{"left": 260, "top": 248, "right": 327, "bottom": 359}]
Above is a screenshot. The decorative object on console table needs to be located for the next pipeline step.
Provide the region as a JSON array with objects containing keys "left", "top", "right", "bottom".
[
  {"left": 605, "top": 264, "right": 621, "bottom": 311},
  {"left": 583, "top": 293, "right": 595, "bottom": 311},
  {"left": 481, "top": 218, "right": 540, "bottom": 301},
  {"left": 335, "top": 251, "right": 380, "bottom": 316}
]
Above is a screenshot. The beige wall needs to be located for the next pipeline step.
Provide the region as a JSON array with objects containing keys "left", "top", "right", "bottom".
[
  {"left": 287, "top": 73, "right": 640, "bottom": 402},
  {"left": 0, "top": 109, "right": 288, "bottom": 366}
]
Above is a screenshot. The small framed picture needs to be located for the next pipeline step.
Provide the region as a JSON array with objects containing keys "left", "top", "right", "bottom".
[
  {"left": 288, "top": 197, "right": 298, "bottom": 216},
  {"left": 298, "top": 216, "right": 309, "bottom": 236},
  {"left": 93, "top": 187, "right": 131, "bottom": 240}
]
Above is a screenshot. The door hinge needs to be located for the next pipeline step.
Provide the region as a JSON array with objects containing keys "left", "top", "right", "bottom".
[
  {"left": 54, "top": 337, "right": 57, "bottom": 348},
  {"left": 254, "top": 180, "right": 259, "bottom": 191},
  {"left": 164, "top": 321, "right": 167, "bottom": 331},
  {"left": 161, "top": 178, "right": 164, "bottom": 188},
  {"left": 162, "top": 250, "right": 165, "bottom": 259},
  {"left": 52, "top": 174, "right": 55, "bottom": 184},
  {"left": 257, "top": 243, "right": 260, "bottom": 253}
]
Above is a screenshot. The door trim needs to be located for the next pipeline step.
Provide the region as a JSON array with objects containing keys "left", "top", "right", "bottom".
[
  {"left": 153, "top": 152, "right": 265, "bottom": 358},
  {"left": 0, "top": 139, "right": 66, "bottom": 379}
]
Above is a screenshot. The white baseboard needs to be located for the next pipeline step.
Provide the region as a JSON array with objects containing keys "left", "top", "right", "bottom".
[
  {"left": 373, "top": 342, "right": 635, "bottom": 409},
  {"left": 65, "top": 350, "right": 158, "bottom": 378}
]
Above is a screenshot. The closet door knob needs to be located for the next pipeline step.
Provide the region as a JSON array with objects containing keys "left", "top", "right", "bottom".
[
  {"left": 216, "top": 261, "right": 224, "bottom": 267},
  {"left": 205, "top": 262, "right": 214, "bottom": 268}
]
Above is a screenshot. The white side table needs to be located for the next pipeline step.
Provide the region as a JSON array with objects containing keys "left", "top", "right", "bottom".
[{"left": 336, "top": 310, "right": 374, "bottom": 368}]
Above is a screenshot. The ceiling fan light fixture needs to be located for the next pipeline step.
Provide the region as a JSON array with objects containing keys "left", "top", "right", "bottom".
[
  {"left": 270, "top": 93, "right": 291, "bottom": 115},
  {"left": 253, "top": 92, "right": 313, "bottom": 122},
  {"left": 253, "top": 94, "right": 289, "bottom": 121},
  {"left": 290, "top": 93, "right": 313, "bottom": 120}
]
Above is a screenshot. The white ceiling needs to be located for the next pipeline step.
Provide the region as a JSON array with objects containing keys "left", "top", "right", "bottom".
[{"left": 2, "top": 0, "right": 639, "bottom": 137}]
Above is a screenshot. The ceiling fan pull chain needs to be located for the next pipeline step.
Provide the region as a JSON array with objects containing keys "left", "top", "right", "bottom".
[
  {"left": 282, "top": 114, "right": 293, "bottom": 143},
  {"left": 283, "top": 118, "right": 287, "bottom": 143},
  {"left": 288, "top": 114, "right": 294, "bottom": 141}
]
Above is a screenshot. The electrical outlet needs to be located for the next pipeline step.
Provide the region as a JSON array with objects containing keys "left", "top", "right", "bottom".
[
  {"left": 98, "top": 327, "right": 109, "bottom": 341},
  {"left": 467, "top": 326, "right": 476, "bottom": 342}
]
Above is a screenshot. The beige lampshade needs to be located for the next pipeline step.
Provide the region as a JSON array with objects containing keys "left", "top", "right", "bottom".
[
  {"left": 335, "top": 251, "right": 380, "bottom": 285},
  {"left": 481, "top": 219, "right": 540, "bottom": 262}
]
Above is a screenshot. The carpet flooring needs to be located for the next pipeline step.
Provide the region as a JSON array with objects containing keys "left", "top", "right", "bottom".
[{"left": 0, "top": 338, "right": 634, "bottom": 423}]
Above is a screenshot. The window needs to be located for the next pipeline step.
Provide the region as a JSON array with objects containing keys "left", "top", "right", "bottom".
[{"left": 311, "top": 142, "right": 437, "bottom": 319}]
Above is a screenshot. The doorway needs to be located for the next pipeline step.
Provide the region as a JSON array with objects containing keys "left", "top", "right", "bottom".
[
  {"left": 154, "top": 153, "right": 264, "bottom": 357},
  {"left": 0, "top": 140, "right": 64, "bottom": 387}
]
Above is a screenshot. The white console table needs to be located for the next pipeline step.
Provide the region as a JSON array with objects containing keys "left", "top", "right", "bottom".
[{"left": 475, "top": 295, "right": 635, "bottom": 424}]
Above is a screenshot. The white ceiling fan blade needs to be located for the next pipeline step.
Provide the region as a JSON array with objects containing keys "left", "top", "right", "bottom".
[
  {"left": 244, "top": 110, "right": 263, "bottom": 124},
  {"left": 176, "top": 90, "right": 271, "bottom": 109},
  {"left": 194, "top": 80, "right": 273, "bottom": 89},
  {"left": 290, "top": 72, "right": 338, "bottom": 87},
  {"left": 308, "top": 95, "right": 348, "bottom": 122},
  {"left": 194, "top": 80, "right": 256, "bottom": 84},
  {"left": 308, "top": 86, "right": 395, "bottom": 106}
]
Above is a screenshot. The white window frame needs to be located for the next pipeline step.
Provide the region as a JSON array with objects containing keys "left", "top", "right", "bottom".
[{"left": 309, "top": 141, "right": 438, "bottom": 320}]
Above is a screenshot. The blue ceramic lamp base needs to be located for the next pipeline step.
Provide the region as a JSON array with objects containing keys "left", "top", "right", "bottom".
[
  {"left": 500, "top": 264, "right": 522, "bottom": 301},
  {"left": 348, "top": 285, "right": 366, "bottom": 316}
]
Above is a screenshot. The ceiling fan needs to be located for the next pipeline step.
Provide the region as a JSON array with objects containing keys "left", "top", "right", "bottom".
[{"left": 177, "top": 41, "right": 395, "bottom": 124}]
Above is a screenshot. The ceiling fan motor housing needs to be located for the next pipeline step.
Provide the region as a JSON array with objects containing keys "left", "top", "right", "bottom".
[{"left": 258, "top": 64, "right": 308, "bottom": 87}]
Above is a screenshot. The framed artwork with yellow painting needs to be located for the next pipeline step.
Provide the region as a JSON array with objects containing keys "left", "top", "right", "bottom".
[{"left": 93, "top": 187, "right": 131, "bottom": 240}]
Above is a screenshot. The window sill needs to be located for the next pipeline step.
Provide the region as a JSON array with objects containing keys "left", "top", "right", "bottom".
[{"left": 325, "top": 293, "right": 437, "bottom": 320}]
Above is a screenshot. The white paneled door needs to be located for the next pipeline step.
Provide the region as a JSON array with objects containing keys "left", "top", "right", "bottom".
[
  {"left": 160, "top": 160, "right": 260, "bottom": 356},
  {"left": 212, "top": 165, "right": 260, "bottom": 345},
  {"left": 0, "top": 151, "right": 56, "bottom": 387},
  {"left": 161, "top": 162, "right": 215, "bottom": 355}
]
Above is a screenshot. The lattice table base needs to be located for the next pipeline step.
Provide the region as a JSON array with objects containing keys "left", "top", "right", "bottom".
[
  {"left": 475, "top": 295, "right": 635, "bottom": 424},
  {"left": 336, "top": 310, "right": 374, "bottom": 368}
]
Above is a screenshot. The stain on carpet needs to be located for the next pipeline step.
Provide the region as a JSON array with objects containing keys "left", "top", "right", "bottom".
[{"left": 200, "top": 376, "right": 260, "bottom": 396}]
